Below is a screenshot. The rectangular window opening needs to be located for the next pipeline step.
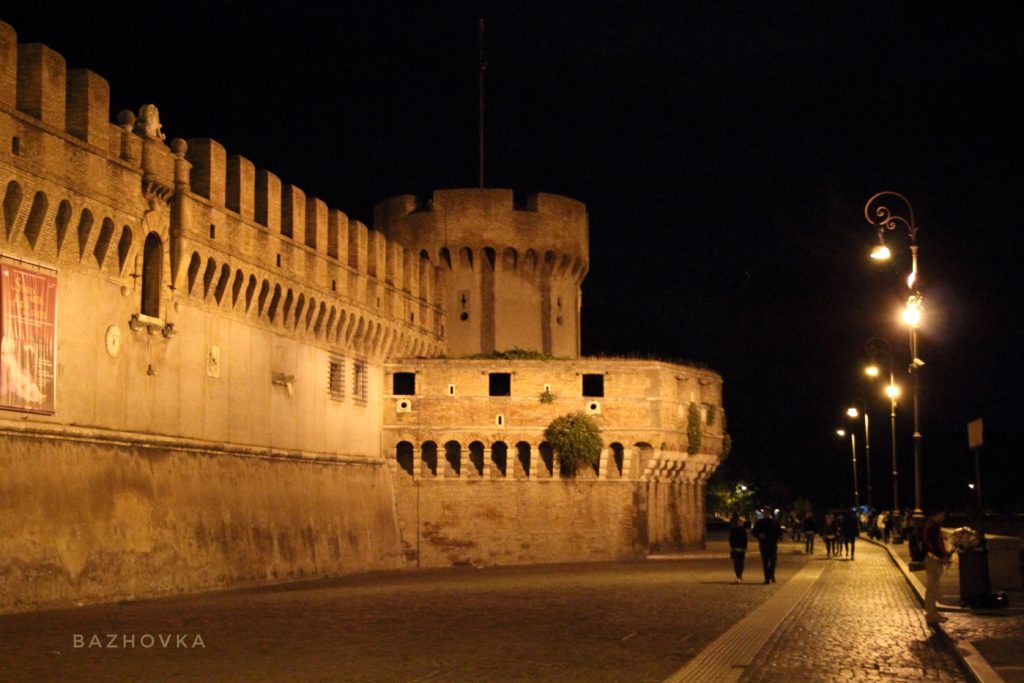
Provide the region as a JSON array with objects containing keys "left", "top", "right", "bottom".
[
  {"left": 582, "top": 373, "right": 604, "bottom": 397},
  {"left": 328, "top": 353, "right": 346, "bottom": 401},
  {"left": 489, "top": 372, "right": 511, "bottom": 397},
  {"left": 353, "top": 358, "right": 368, "bottom": 405},
  {"left": 392, "top": 372, "right": 416, "bottom": 396}
]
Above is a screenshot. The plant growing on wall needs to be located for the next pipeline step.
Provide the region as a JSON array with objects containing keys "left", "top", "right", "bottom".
[
  {"left": 705, "top": 404, "right": 717, "bottom": 427},
  {"left": 539, "top": 388, "right": 556, "bottom": 404},
  {"left": 687, "top": 403, "right": 703, "bottom": 455},
  {"left": 544, "top": 412, "right": 602, "bottom": 476},
  {"left": 721, "top": 433, "right": 732, "bottom": 459}
]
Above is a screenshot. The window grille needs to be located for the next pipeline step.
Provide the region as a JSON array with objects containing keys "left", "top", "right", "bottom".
[
  {"left": 328, "top": 353, "right": 345, "bottom": 401},
  {"left": 353, "top": 358, "right": 368, "bottom": 405}
]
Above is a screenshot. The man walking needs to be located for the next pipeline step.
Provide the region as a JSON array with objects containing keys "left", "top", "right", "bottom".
[
  {"left": 752, "top": 507, "right": 782, "bottom": 583},
  {"left": 923, "top": 508, "right": 951, "bottom": 625}
]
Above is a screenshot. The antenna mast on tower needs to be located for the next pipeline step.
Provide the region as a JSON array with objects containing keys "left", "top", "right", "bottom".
[{"left": 478, "top": 18, "right": 486, "bottom": 188}]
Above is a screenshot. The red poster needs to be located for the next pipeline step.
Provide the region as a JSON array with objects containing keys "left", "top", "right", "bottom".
[{"left": 0, "top": 264, "right": 57, "bottom": 414}]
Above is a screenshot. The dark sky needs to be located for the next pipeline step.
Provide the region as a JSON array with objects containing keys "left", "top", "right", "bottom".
[{"left": 6, "top": 2, "right": 1023, "bottom": 511}]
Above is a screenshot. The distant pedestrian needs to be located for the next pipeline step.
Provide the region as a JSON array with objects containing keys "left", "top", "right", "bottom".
[
  {"left": 728, "top": 513, "right": 748, "bottom": 583},
  {"left": 841, "top": 511, "right": 859, "bottom": 560},
  {"left": 883, "top": 511, "right": 894, "bottom": 544},
  {"left": 752, "top": 507, "right": 782, "bottom": 583},
  {"left": 823, "top": 513, "right": 838, "bottom": 558},
  {"left": 801, "top": 512, "right": 816, "bottom": 554},
  {"left": 923, "top": 508, "right": 952, "bottom": 625},
  {"left": 876, "top": 511, "right": 887, "bottom": 543}
]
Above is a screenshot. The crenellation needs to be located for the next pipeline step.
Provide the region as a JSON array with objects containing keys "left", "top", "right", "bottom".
[
  {"left": 328, "top": 207, "right": 347, "bottom": 262},
  {"left": 280, "top": 183, "right": 304, "bottom": 239},
  {"left": 15, "top": 43, "right": 66, "bottom": 129},
  {"left": 254, "top": 168, "right": 280, "bottom": 231},
  {"left": 367, "top": 229, "right": 387, "bottom": 284},
  {"left": 186, "top": 138, "right": 226, "bottom": 204},
  {"left": 0, "top": 23, "right": 15, "bottom": 110},
  {"left": 226, "top": 154, "right": 255, "bottom": 219},
  {"left": 304, "top": 195, "right": 327, "bottom": 251},
  {"left": 349, "top": 219, "right": 367, "bottom": 272},
  {"left": 65, "top": 69, "right": 109, "bottom": 148}
]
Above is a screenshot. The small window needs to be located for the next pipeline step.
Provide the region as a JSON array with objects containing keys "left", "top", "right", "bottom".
[
  {"left": 11, "top": 137, "right": 21, "bottom": 155},
  {"left": 209, "top": 224, "right": 216, "bottom": 239},
  {"left": 276, "top": 254, "right": 281, "bottom": 267},
  {"left": 328, "top": 353, "right": 345, "bottom": 401},
  {"left": 352, "top": 359, "right": 368, "bottom": 404},
  {"left": 582, "top": 373, "right": 604, "bottom": 397},
  {"left": 393, "top": 372, "right": 416, "bottom": 395},
  {"left": 448, "top": 384, "right": 455, "bottom": 395},
  {"left": 489, "top": 373, "right": 511, "bottom": 397}
]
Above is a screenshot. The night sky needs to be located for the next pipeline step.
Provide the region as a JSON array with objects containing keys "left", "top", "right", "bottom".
[{"left": 6, "top": 3, "right": 1023, "bottom": 511}]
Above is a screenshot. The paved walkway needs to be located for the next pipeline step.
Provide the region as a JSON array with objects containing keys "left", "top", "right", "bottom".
[{"left": 668, "top": 541, "right": 966, "bottom": 683}]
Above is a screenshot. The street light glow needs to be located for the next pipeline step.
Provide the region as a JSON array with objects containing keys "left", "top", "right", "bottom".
[
  {"left": 865, "top": 364, "right": 880, "bottom": 378},
  {"left": 870, "top": 244, "right": 891, "bottom": 260},
  {"left": 886, "top": 384, "right": 900, "bottom": 399},
  {"left": 836, "top": 429, "right": 846, "bottom": 437},
  {"left": 846, "top": 407, "right": 859, "bottom": 418},
  {"left": 902, "top": 304, "right": 921, "bottom": 326}
]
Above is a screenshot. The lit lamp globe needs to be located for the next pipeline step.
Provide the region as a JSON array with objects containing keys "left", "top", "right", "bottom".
[
  {"left": 902, "top": 304, "right": 922, "bottom": 327},
  {"left": 871, "top": 244, "right": 891, "bottom": 260},
  {"left": 886, "top": 384, "right": 900, "bottom": 399},
  {"left": 864, "top": 364, "right": 880, "bottom": 378},
  {"left": 846, "top": 407, "right": 859, "bottom": 419},
  {"left": 836, "top": 429, "right": 846, "bottom": 437}
]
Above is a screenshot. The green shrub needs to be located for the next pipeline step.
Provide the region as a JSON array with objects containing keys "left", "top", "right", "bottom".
[
  {"left": 706, "top": 404, "right": 717, "bottom": 426},
  {"left": 544, "top": 412, "right": 602, "bottom": 476},
  {"left": 539, "top": 388, "right": 556, "bottom": 404}
]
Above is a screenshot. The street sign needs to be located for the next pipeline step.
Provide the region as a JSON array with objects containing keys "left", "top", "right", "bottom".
[{"left": 967, "top": 418, "right": 984, "bottom": 450}]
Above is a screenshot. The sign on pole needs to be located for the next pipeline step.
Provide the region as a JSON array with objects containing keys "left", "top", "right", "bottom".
[{"left": 967, "top": 418, "right": 984, "bottom": 450}]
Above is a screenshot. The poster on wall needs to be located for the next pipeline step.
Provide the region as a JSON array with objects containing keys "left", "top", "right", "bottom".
[{"left": 0, "top": 263, "right": 57, "bottom": 414}]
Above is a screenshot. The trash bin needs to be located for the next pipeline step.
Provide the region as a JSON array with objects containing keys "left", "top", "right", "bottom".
[{"left": 958, "top": 547, "right": 992, "bottom": 607}]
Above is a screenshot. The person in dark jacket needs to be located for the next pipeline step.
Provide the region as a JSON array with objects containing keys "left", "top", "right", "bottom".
[
  {"left": 728, "top": 513, "right": 748, "bottom": 583},
  {"left": 752, "top": 508, "right": 782, "bottom": 583},
  {"left": 801, "top": 513, "right": 817, "bottom": 554},
  {"left": 841, "top": 510, "right": 859, "bottom": 560}
]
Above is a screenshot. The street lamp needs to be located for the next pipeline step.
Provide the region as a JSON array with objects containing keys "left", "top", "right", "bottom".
[
  {"left": 846, "top": 400, "right": 872, "bottom": 510},
  {"left": 865, "top": 337, "right": 901, "bottom": 513},
  {"left": 864, "top": 191, "right": 924, "bottom": 520},
  {"left": 836, "top": 428, "right": 859, "bottom": 510}
]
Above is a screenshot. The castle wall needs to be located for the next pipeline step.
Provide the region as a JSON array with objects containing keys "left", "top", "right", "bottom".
[
  {"left": 0, "top": 432, "right": 403, "bottom": 613},
  {"left": 382, "top": 359, "right": 722, "bottom": 562},
  {"left": 375, "top": 189, "right": 588, "bottom": 358}
]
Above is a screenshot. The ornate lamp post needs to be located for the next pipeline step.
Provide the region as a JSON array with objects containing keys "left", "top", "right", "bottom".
[
  {"left": 864, "top": 191, "right": 924, "bottom": 520},
  {"left": 836, "top": 428, "right": 859, "bottom": 511},
  {"left": 846, "top": 399, "right": 872, "bottom": 510},
  {"left": 864, "top": 337, "right": 901, "bottom": 513}
]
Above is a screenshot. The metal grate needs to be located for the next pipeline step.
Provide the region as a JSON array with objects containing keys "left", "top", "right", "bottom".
[
  {"left": 352, "top": 358, "right": 368, "bottom": 405},
  {"left": 328, "top": 352, "right": 345, "bottom": 401}
]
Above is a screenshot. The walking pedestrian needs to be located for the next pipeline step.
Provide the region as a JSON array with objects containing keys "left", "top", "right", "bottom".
[
  {"left": 923, "top": 508, "right": 952, "bottom": 625},
  {"left": 841, "top": 510, "right": 859, "bottom": 560},
  {"left": 802, "top": 512, "right": 816, "bottom": 554},
  {"left": 883, "top": 511, "right": 894, "bottom": 544},
  {"left": 728, "top": 513, "right": 748, "bottom": 583},
  {"left": 823, "top": 513, "right": 838, "bottom": 558},
  {"left": 752, "top": 507, "right": 782, "bottom": 583}
]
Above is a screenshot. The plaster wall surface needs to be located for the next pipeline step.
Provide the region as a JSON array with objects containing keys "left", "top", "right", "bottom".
[{"left": 0, "top": 433, "right": 403, "bottom": 614}]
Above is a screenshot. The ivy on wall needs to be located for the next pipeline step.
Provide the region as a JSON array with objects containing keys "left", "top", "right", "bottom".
[{"left": 687, "top": 403, "right": 703, "bottom": 455}]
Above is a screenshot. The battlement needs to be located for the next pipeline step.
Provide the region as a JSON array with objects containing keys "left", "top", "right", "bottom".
[{"left": 0, "top": 20, "right": 442, "bottom": 347}]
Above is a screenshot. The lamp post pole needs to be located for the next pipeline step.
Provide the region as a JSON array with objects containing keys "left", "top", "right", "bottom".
[
  {"left": 837, "top": 429, "right": 859, "bottom": 511},
  {"left": 846, "top": 400, "right": 871, "bottom": 510},
  {"left": 865, "top": 191, "right": 923, "bottom": 520},
  {"left": 865, "top": 336, "right": 899, "bottom": 512}
]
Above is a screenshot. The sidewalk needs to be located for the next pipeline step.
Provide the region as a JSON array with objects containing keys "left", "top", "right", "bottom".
[
  {"left": 873, "top": 536, "right": 1024, "bottom": 683},
  {"left": 667, "top": 541, "right": 966, "bottom": 682}
]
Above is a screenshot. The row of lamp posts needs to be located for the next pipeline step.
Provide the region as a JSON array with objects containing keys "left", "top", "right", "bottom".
[{"left": 835, "top": 191, "right": 924, "bottom": 526}]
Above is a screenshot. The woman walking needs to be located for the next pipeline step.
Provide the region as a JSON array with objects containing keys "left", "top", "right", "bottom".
[
  {"left": 729, "top": 513, "right": 748, "bottom": 583},
  {"left": 802, "top": 512, "right": 817, "bottom": 554}
]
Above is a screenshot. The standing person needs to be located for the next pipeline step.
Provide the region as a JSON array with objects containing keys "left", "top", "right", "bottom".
[
  {"left": 728, "top": 513, "right": 748, "bottom": 583},
  {"left": 823, "top": 513, "right": 835, "bottom": 558},
  {"left": 802, "top": 512, "right": 817, "bottom": 555},
  {"left": 752, "top": 507, "right": 782, "bottom": 583},
  {"left": 923, "top": 509, "right": 952, "bottom": 625},
  {"left": 841, "top": 510, "right": 859, "bottom": 560},
  {"left": 876, "top": 511, "right": 888, "bottom": 543},
  {"left": 883, "top": 511, "right": 894, "bottom": 544}
]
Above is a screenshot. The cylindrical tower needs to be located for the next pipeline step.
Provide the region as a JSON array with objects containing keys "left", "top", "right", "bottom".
[{"left": 375, "top": 189, "right": 588, "bottom": 358}]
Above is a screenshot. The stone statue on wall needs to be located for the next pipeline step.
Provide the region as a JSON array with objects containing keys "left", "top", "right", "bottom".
[{"left": 134, "top": 104, "right": 166, "bottom": 141}]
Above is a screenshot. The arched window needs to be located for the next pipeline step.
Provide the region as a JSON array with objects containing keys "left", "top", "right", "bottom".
[{"left": 141, "top": 233, "right": 163, "bottom": 317}]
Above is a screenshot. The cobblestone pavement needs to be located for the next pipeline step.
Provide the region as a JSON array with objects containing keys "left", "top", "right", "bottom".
[
  {"left": 883, "top": 536, "right": 1024, "bottom": 682},
  {"left": 739, "top": 542, "right": 966, "bottom": 683},
  {"left": 0, "top": 546, "right": 809, "bottom": 683}
]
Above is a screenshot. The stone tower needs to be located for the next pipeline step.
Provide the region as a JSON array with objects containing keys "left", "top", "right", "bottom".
[{"left": 375, "top": 188, "right": 588, "bottom": 358}]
